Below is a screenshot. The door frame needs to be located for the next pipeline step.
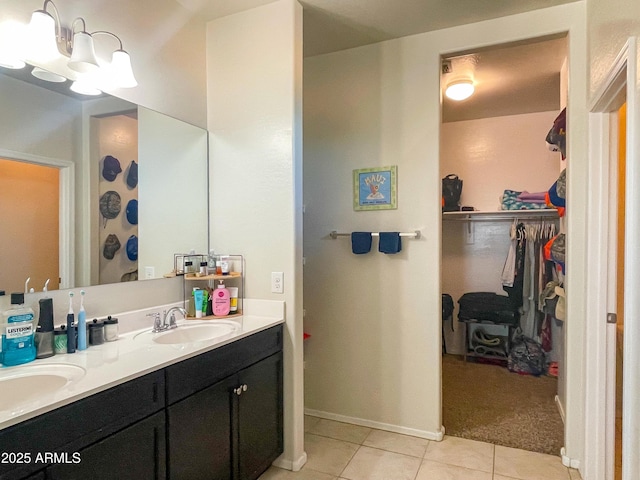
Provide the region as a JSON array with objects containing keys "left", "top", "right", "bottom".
[
  {"left": 585, "top": 36, "right": 638, "bottom": 480},
  {"left": 0, "top": 148, "right": 75, "bottom": 290}
]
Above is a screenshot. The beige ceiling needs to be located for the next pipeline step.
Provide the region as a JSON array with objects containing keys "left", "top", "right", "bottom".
[
  {"left": 442, "top": 35, "right": 567, "bottom": 122},
  {"left": 182, "top": 0, "right": 575, "bottom": 122}
]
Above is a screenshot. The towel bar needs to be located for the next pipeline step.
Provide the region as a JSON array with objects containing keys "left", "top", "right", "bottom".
[{"left": 329, "top": 230, "right": 421, "bottom": 240}]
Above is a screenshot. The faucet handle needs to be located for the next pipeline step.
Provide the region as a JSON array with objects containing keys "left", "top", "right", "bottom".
[{"left": 147, "top": 312, "right": 162, "bottom": 331}]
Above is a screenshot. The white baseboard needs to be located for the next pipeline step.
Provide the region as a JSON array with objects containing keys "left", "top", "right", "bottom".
[
  {"left": 272, "top": 452, "right": 307, "bottom": 472},
  {"left": 304, "top": 408, "right": 445, "bottom": 441},
  {"left": 555, "top": 395, "right": 565, "bottom": 424},
  {"left": 560, "top": 447, "right": 581, "bottom": 470}
]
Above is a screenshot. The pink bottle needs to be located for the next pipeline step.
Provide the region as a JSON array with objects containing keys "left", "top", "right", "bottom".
[{"left": 213, "top": 282, "right": 230, "bottom": 316}]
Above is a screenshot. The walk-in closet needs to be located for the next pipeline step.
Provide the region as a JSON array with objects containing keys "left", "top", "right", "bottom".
[{"left": 440, "top": 34, "right": 568, "bottom": 456}]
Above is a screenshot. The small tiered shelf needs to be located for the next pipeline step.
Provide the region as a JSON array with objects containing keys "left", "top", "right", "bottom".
[{"left": 182, "top": 255, "right": 244, "bottom": 319}]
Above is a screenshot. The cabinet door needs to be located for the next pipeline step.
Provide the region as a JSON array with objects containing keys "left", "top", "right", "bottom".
[
  {"left": 236, "top": 352, "right": 283, "bottom": 480},
  {"left": 47, "top": 412, "right": 165, "bottom": 480},
  {"left": 168, "top": 375, "right": 237, "bottom": 480}
]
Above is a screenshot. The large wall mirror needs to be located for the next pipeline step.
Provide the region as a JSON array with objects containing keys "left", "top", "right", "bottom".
[{"left": 0, "top": 65, "right": 208, "bottom": 293}]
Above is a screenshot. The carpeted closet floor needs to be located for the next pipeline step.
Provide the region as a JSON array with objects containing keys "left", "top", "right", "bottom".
[{"left": 442, "top": 354, "right": 564, "bottom": 456}]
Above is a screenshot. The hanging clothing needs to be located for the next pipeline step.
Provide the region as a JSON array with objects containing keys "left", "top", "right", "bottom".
[{"left": 503, "top": 223, "right": 526, "bottom": 310}]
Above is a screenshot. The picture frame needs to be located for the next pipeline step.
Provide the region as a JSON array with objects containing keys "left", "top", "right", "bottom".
[{"left": 353, "top": 166, "right": 397, "bottom": 211}]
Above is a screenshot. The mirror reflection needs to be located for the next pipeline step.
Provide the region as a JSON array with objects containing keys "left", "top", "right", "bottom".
[{"left": 0, "top": 65, "right": 208, "bottom": 293}]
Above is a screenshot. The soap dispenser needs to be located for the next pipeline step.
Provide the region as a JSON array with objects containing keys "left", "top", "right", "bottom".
[
  {"left": 35, "top": 297, "right": 55, "bottom": 358},
  {"left": 213, "top": 281, "right": 230, "bottom": 316}
]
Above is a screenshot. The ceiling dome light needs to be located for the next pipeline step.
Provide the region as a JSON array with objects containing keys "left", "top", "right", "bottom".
[{"left": 445, "top": 80, "right": 475, "bottom": 101}]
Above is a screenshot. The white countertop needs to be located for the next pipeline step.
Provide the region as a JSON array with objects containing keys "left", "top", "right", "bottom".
[{"left": 0, "top": 300, "right": 284, "bottom": 430}]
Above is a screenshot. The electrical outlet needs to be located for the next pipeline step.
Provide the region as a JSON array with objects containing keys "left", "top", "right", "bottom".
[
  {"left": 144, "top": 266, "right": 155, "bottom": 279},
  {"left": 271, "top": 272, "right": 284, "bottom": 294}
]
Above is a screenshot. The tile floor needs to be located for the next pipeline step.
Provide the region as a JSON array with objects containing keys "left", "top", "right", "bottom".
[{"left": 259, "top": 416, "right": 582, "bottom": 480}]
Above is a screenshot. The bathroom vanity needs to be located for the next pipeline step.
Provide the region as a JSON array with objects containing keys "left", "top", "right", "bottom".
[{"left": 0, "top": 312, "right": 283, "bottom": 480}]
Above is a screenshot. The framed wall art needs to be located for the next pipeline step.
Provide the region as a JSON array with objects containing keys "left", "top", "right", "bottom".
[{"left": 353, "top": 165, "right": 397, "bottom": 211}]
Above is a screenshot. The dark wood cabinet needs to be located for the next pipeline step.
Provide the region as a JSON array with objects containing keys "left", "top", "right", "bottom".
[
  {"left": 0, "top": 371, "right": 165, "bottom": 480},
  {"left": 235, "top": 352, "right": 283, "bottom": 480},
  {"left": 0, "top": 324, "right": 283, "bottom": 480},
  {"left": 168, "top": 376, "right": 236, "bottom": 480},
  {"left": 47, "top": 412, "right": 166, "bottom": 480},
  {"left": 166, "top": 325, "right": 284, "bottom": 480}
]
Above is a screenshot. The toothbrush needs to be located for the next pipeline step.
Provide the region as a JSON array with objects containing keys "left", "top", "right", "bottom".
[
  {"left": 66, "top": 292, "right": 76, "bottom": 353},
  {"left": 77, "top": 290, "right": 87, "bottom": 351}
]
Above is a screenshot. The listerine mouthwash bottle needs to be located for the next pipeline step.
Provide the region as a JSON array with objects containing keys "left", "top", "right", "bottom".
[{"left": 1, "top": 293, "right": 36, "bottom": 366}]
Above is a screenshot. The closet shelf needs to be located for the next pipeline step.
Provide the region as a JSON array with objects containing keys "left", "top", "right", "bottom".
[{"left": 442, "top": 210, "right": 559, "bottom": 222}]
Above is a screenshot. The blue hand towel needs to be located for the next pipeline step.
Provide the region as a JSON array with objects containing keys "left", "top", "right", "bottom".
[
  {"left": 379, "top": 232, "right": 402, "bottom": 254},
  {"left": 351, "top": 232, "right": 372, "bottom": 254}
]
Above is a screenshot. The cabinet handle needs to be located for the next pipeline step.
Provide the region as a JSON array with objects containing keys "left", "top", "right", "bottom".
[
  {"left": 242, "top": 384, "right": 248, "bottom": 392},
  {"left": 234, "top": 387, "right": 242, "bottom": 396}
]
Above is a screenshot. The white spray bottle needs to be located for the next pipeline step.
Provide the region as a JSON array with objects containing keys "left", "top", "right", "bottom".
[{"left": 77, "top": 290, "right": 87, "bottom": 350}]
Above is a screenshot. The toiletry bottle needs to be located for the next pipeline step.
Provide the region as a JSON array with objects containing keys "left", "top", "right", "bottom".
[
  {"left": 220, "top": 255, "right": 230, "bottom": 275},
  {"left": 1, "top": 293, "right": 36, "bottom": 366},
  {"left": 194, "top": 289, "right": 204, "bottom": 318},
  {"left": 202, "top": 289, "right": 209, "bottom": 316},
  {"left": 184, "top": 261, "right": 194, "bottom": 275},
  {"left": 208, "top": 250, "right": 217, "bottom": 275},
  {"left": 213, "top": 281, "right": 230, "bottom": 316},
  {"left": 77, "top": 290, "right": 87, "bottom": 350},
  {"left": 188, "top": 288, "right": 197, "bottom": 317},
  {"left": 206, "top": 289, "right": 213, "bottom": 316},
  {"left": 66, "top": 292, "right": 76, "bottom": 353},
  {"left": 35, "top": 297, "right": 55, "bottom": 358}
]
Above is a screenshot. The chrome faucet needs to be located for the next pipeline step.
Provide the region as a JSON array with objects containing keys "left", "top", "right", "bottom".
[
  {"left": 147, "top": 307, "right": 186, "bottom": 333},
  {"left": 162, "top": 307, "right": 187, "bottom": 330}
]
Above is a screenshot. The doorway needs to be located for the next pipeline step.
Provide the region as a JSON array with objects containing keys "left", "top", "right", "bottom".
[
  {"left": 440, "top": 34, "right": 567, "bottom": 455},
  {"left": 585, "top": 36, "right": 639, "bottom": 480}
]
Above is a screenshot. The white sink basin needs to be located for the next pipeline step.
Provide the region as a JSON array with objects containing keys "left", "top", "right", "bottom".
[
  {"left": 0, "top": 364, "right": 86, "bottom": 412},
  {"left": 134, "top": 320, "right": 240, "bottom": 345}
]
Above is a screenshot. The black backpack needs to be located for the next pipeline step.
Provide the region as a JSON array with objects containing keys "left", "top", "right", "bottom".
[{"left": 442, "top": 174, "right": 463, "bottom": 212}]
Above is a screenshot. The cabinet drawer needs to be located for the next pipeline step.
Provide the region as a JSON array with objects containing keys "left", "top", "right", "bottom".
[
  {"left": 47, "top": 411, "right": 166, "bottom": 480},
  {"left": 166, "top": 325, "right": 283, "bottom": 405},
  {"left": 0, "top": 370, "right": 165, "bottom": 480}
]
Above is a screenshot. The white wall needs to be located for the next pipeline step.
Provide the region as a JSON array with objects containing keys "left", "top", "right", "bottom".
[
  {"left": 587, "top": 0, "right": 640, "bottom": 100},
  {"left": 303, "top": 1, "right": 588, "bottom": 463},
  {"left": 206, "top": 0, "right": 305, "bottom": 470},
  {"left": 304, "top": 38, "right": 438, "bottom": 438},
  {"left": 441, "top": 112, "right": 562, "bottom": 211}
]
